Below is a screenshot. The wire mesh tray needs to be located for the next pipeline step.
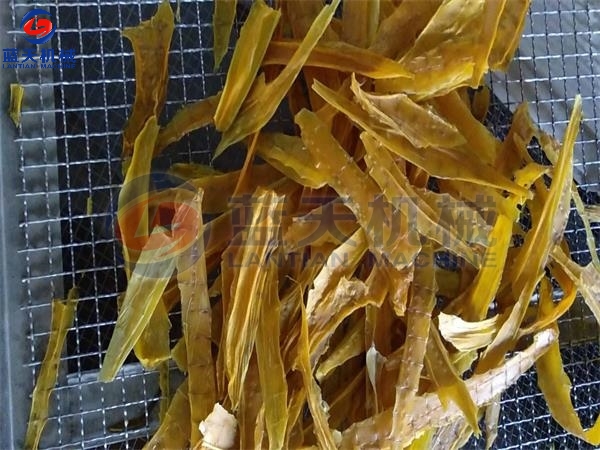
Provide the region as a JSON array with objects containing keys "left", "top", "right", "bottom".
[{"left": 1, "top": 1, "right": 600, "bottom": 449}]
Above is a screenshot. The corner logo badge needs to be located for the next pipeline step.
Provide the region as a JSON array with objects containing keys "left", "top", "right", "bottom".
[{"left": 20, "top": 9, "right": 55, "bottom": 45}]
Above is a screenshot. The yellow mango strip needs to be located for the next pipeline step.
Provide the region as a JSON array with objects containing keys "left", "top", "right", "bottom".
[
  {"left": 488, "top": 0, "right": 531, "bottom": 70},
  {"left": 158, "top": 361, "right": 170, "bottom": 423},
  {"left": 307, "top": 228, "right": 368, "bottom": 318},
  {"left": 447, "top": 212, "right": 512, "bottom": 321},
  {"left": 212, "top": 0, "right": 237, "bottom": 70},
  {"left": 285, "top": 387, "right": 307, "bottom": 449},
  {"left": 369, "top": 0, "right": 442, "bottom": 59},
  {"left": 471, "top": 86, "right": 490, "bottom": 123},
  {"left": 316, "top": 317, "right": 365, "bottom": 382},
  {"left": 424, "top": 326, "right": 479, "bottom": 434},
  {"left": 255, "top": 132, "right": 327, "bottom": 189},
  {"left": 9, "top": 83, "right": 24, "bottom": 127},
  {"left": 173, "top": 191, "right": 216, "bottom": 445},
  {"left": 438, "top": 312, "right": 501, "bottom": 352},
  {"left": 284, "top": 199, "right": 358, "bottom": 251},
  {"left": 214, "top": 0, "right": 281, "bottom": 132},
  {"left": 352, "top": 77, "right": 465, "bottom": 149},
  {"left": 390, "top": 246, "right": 436, "bottom": 448},
  {"left": 536, "top": 131, "right": 600, "bottom": 270},
  {"left": 536, "top": 295, "right": 600, "bottom": 445},
  {"left": 397, "top": 0, "right": 486, "bottom": 90},
  {"left": 296, "top": 301, "right": 338, "bottom": 450},
  {"left": 254, "top": 406, "right": 266, "bottom": 449},
  {"left": 239, "top": 358, "right": 262, "bottom": 449},
  {"left": 121, "top": 1, "right": 174, "bottom": 158},
  {"left": 484, "top": 399, "right": 501, "bottom": 449},
  {"left": 216, "top": 238, "right": 243, "bottom": 398},
  {"left": 171, "top": 337, "right": 187, "bottom": 373},
  {"left": 255, "top": 261, "right": 288, "bottom": 450},
  {"left": 155, "top": 94, "right": 220, "bottom": 155},
  {"left": 284, "top": 0, "right": 340, "bottom": 112},
  {"left": 296, "top": 108, "right": 421, "bottom": 267},
  {"left": 313, "top": 80, "right": 531, "bottom": 198},
  {"left": 479, "top": 96, "right": 582, "bottom": 372},
  {"left": 519, "top": 263, "right": 577, "bottom": 336},
  {"left": 133, "top": 298, "right": 171, "bottom": 368},
  {"left": 24, "top": 288, "right": 78, "bottom": 450},
  {"left": 433, "top": 91, "right": 498, "bottom": 165},
  {"left": 327, "top": 368, "right": 367, "bottom": 430},
  {"left": 362, "top": 133, "right": 483, "bottom": 266},
  {"left": 99, "top": 229, "right": 177, "bottom": 382},
  {"left": 144, "top": 380, "right": 191, "bottom": 450},
  {"left": 225, "top": 189, "right": 285, "bottom": 409},
  {"left": 117, "top": 116, "right": 160, "bottom": 274},
  {"left": 342, "top": 0, "right": 378, "bottom": 48},
  {"left": 263, "top": 41, "right": 412, "bottom": 80},
  {"left": 187, "top": 164, "right": 283, "bottom": 214},
  {"left": 339, "top": 329, "right": 557, "bottom": 449},
  {"left": 409, "top": 429, "right": 433, "bottom": 450},
  {"left": 472, "top": 0, "right": 506, "bottom": 83},
  {"left": 215, "top": 0, "right": 340, "bottom": 157},
  {"left": 168, "top": 162, "right": 222, "bottom": 179},
  {"left": 551, "top": 247, "right": 600, "bottom": 326},
  {"left": 309, "top": 268, "right": 387, "bottom": 367},
  {"left": 430, "top": 419, "right": 471, "bottom": 450}
]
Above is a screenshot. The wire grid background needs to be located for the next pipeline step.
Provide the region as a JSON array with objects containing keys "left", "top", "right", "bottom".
[{"left": 4, "top": 0, "right": 600, "bottom": 448}]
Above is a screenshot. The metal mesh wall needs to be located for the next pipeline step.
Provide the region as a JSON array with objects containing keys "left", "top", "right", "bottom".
[{"left": 2, "top": 1, "right": 600, "bottom": 448}]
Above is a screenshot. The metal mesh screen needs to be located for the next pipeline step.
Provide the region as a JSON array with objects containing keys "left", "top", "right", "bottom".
[{"left": 2, "top": 0, "right": 600, "bottom": 448}]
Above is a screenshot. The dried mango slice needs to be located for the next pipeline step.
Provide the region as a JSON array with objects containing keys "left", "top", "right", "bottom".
[
  {"left": 424, "top": 325, "right": 479, "bottom": 434},
  {"left": 479, "top": 96, "right": 582, "bottom": 371},
  {"left": 155, "top": 94, "right": 220, "bottom": 155},
  {"left": 133, "top": 298, "right": 171, "bottom": 368},
  {"left": 352, "top": 76, "right": 465, "bottom": 149},
  {"left": 342, "top": 0, "right": 378, "bottom": 48},
  {"left": 263, "top": 40, "right": 412, "bottom": 80},
  {"left": 340, "top": 329, "right": 557, "bottom": 449},
  {"left": 215, "top": 0, "right": 340, "bottom": 157},
  {"left": 171, "top": 337, "right": 187, "bottom": 373},
  {"left": 213, "top": 0, "right": 237, "bottom": 70},
  {"left": 174, "top": 190, "right": 216, "bottom": 445},
  {"left": 25, "top": 288, "right": 78, "bottom": 450},
  {"left": 438, "top": 312, "right": 501, "bottom": 352},
  {"left": 225, "top": 189, "right": 284, "bottom": 409},
  {"left": 145, "top": 380, "right": 191, "bottom": 450},
  {"left": 296, "top": 301, "right": 338, "bottom": 450},
  {"left": 433, "top": 91, "right": 499, "bottom": 165},
  {"left": 362, "top": 133, "right": 485, "bottom": 266},
  {"left": 296, "top": 108, "right": 421, "bottom": 267},
  {"left": 489, "top": 0, "right": 531, "bottom": 70},
  {"left": 117, "top": 116, "right": 160, "bottom": 273},
  {"left": 313, "top": 80, "right": 531, "bottom": 198},
  {"left": 9, "top": 83, "right": 24, "bottom": 127},
  {"left": 255, "top": 132, "right": 327, "bottom": 189},
  {"left": 309, "top": 269, "right": 386, "bottom": 367},
  {"left": 390, "top": 246, "right": 436, "bottom": 446},
  {"left": 255, "top": 261, "right": 288, "bottom": 450},
  {"left": 377, "top": 0, "right": 490, "bottom": 98},
  {"left": 214, "top": 0, "right": 280, "bottom": 132},
  {"left": 121, "top": 0, "right": 174, "bottom": 158},
  {"left": 99, "top": 229, "right": 177, "bottom": 382},
  {"left": 315, "top": 317, "right": 365, "bottom": 382},
  {"left": 536, "top": 313, "right": 600, "bottom": 445},
  {"left": 369, "top": 0, "right": 442, "bottom": 59}
]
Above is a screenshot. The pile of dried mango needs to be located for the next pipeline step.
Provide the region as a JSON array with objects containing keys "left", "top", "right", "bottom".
[{"left": 26, "top": 0, "right": 600, "bottom": 449}]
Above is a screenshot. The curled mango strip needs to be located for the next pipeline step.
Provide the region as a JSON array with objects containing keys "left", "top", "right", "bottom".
[{"left": 25, "top": 288, "right": 78, "bottom": 450}]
